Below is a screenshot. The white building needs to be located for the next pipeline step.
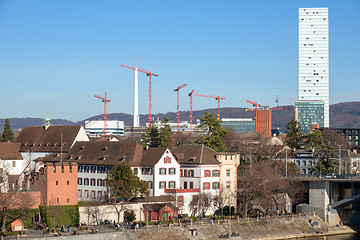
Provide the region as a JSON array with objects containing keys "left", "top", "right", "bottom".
[
  {"left": 298, "top": 7, "right": 329, "bottom": 127},
  {"left": 133, "top": 147, "right": 181, "bottom": 197},
  {"left": 147, "top": 119, "right": 201, "bottom": 132},
  {"left": 171, "top": 144, "right": 221, "bottom": 216},
  {"left": 85, "top": 120, "right": 124, "bottom": 137}
]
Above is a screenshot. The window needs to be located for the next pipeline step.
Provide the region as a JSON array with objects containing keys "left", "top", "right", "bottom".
[
  {"left": 212, "top": 170, "right": 219, "bottom": 177},
  {"left": 12, "top": 161, "right": 16, "bottom": 167},
  {"left": 78, "top": 166, "right": 82, "bottom": 173},
  {"left": 103, "top": 179, "right": 107, "bottom": 187},
  {"left": 56, "top": 181, "right": 58, "bottom": 185},
  {"left": 226, "top": 169, "right": 231, "bottom": 177},
  {"left": 78, "top": 190, "right": 82, "bottom": 198},
  {"left": 148, "top": 181, "right": 153, "bottom": 189},
  {"left": 183, "top": 169, "right": 188, "bottom": 177},
  {"left": 164, "top": 156, "right": 171, "bottom": 163},
  {"left": 178, "top": 196, "right": 184, "bottom": 207},
  {"left": 98, "top": 191, "right": 102, "bottom": 200},
  {"left": 204, "top": 170, "right": 211, "bottom": 177},
  {"left": 84, "top": 178, "right": 89, "bottom": 185},
  {"left": 203, "top": 182, "right": 210, "bottom": 190},
  {"left": 188, "top": 170, "right": 194, "bottom": 177},
  {"left": 133, "top": 168, "right": 138, "bottom": 175},
  {"left": 85, "top": 190, "right": 89, "bottom": 198},
  {"left": 169, "top": 181, "right": 176, "bottom": 189},
  {"left": 212, "top": 182, "right": 220, "bottom": 190},
  {"left": 57, "top": 198, "right": 59, "bottom": 203},
  {"left": 184, "top": 181, "right": 188, "bottom": 189},
  {"left": 159, "top": 181, "right": 166, "bottom": 189},
  {"left": 91, "top": 191, "right": 95, "bottom": 199},
  {"left": 169, "top": 168, "right": 176, "bottom": 175},
  {"left": 226, "top": 181, "right": 230, "bottom": 189},
  {"left": 190, "top": 182, "right": 194, "bottom": 189},
  {"left": 159, "top": 168, "right": 166, "bottom": 175},
  {"left": 91, "top": 166, "right": 97, "bottom": 173},
  {"left": 67, "top": 198, "right": 70, "bottom": 203},
  {"left": 84, "top": 166, "right": 89, "bottom": 173},
  {"left": 142, "top": 168, "right": 152, "bottom": 175},
  {"left": 78, "top": 178, "right": 82, "bottom": 185},
  {"left": 91, "top": 178, "right": 96, "bottom": 186},
  {"left": 67, "top": 180, "right": 69, "bottom": 185},
  {"left": 97, "top": 179, "right": 103, "bottom": 186},
  {"left": 180, "top": 169, "right": 183, "bottom": 177}
]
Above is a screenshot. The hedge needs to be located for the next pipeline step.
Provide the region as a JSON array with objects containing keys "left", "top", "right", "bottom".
[{"left": 39, "top": 205, "right": 79, "bottom": 231}]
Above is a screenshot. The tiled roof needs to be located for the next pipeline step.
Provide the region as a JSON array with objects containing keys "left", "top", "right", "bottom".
[
  {"left": 15, "top": 126, "right": 83, "bottom": 153},
  {"left": 0, "top": 143, "right": 23, "bottom": 160},
  {"left": 66, "top": 141, "right": 143, "bottom": 166},
  {"left": 139, "top": 147, "right": 168, "bottom": 167},
  {"left": 172, "top": 144, "right": 219, "bottom": 165}
]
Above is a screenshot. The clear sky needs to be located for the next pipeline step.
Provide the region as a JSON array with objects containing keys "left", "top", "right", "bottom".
[{"left": 0, "top": 0, "right": 359, "bottom": 122}]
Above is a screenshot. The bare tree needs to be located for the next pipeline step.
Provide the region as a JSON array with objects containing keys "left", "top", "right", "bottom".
[
  {"left": 189, "top": 192, "right": 213, "bottom": 217},
  {"left": 237, "top": 162, "right": 289, "bottom": 218}
]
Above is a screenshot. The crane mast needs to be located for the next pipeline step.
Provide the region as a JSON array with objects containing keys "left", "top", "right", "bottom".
[
  {"left": 94, "top": 92, "right": 111, "bottom": 135},
  {"left": 121, "top": 64, "right": 158, "bottom": 125},
  {"left": 174, "top": 83, "right": 187, "bottom": 131}
]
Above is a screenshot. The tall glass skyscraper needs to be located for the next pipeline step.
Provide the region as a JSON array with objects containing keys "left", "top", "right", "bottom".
[{"left": 298, "top": 8, "right": 329, "bottom": 127}]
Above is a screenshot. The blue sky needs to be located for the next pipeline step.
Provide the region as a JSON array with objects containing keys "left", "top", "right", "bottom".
[{"left": 0, "top": 0, "right": 359, "bottom": 122}]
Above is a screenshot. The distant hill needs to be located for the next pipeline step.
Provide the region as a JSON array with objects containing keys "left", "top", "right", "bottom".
[{"left": 2, "top": 102, "right": 360, "bottom": 132}]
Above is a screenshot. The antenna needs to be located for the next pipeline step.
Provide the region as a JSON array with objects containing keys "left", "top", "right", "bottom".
[{"left": 276, "top": 84, "right": 279, "bottom": 107}]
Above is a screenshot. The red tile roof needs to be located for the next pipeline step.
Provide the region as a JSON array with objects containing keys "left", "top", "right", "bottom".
[
  {"left": 139, "top": 147, "right": 168, "bottom": 167},
  {"left": 15, "top": 126, "right": 83, "bottom": 153},
  {"left": 0, "top": 143, "right": 23, "bottom": 160},
  {"left": 65, "top": 141, "right": 143, "bottom": 166},
  {"left": 172, "top": 144, "right": 219, "bottom": 165}
]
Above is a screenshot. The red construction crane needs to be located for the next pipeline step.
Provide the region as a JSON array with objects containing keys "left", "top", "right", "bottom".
[
  {"left": 246, "top": 100, "right": 261, "bottom": 111},
  {"left": 188, "top": 89, "right": 195, "bottom": 133},
  {"left": 174, "top": 83, "right": 187, "bottom": 131},
  {"left": 94, "top": 92, "right": 111, "bottom": 135},
  {"left": 121, "top": 64, "right": 158, "bottom": 125},
  {"left": 194, "top": 94, "right": 225, "bottom": 120}
]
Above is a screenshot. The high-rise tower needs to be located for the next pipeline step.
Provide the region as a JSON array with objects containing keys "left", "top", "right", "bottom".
[{"left": 298, "top": 8, "right": 329, "bottom": 128}]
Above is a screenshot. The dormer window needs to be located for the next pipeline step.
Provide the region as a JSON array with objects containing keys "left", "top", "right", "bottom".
[
  {"left": 103, "top": 146, "right": 108, "bottom": 151},
  {"left": 164, "top": 156, "right": 171, "bottom": 163},
  {"left": 190, "top": 157, "right": 196, "bottom": 162},
  {"left": 80, "top": 146, "right": 85, "bottom": 150}
]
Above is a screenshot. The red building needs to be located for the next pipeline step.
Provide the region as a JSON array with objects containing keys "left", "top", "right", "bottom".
[
  {"left": 29, "top": 159, "right": 78, "bottom": 206},
  {"left": 255, "top": 107, "right": 272, "bottom": 137},
  {"left": 143, "top": 203, "right": 178, "bottom": 221}
]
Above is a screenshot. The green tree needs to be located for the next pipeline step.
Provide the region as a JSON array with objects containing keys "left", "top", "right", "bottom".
[
  {"left": 107, "top": 163, "right": 148, "bottom": 201},
  {"left": 123, "top": 210, "right": 136, "bottom": 223},
  {"left": 304, "top": 129, "right": 324, "bottom": 149},
  {"left": 1, "top": 118, "right": 14, "bottom": 142},
  {"left": 141, "top": 122, "right": 160, "bottom": 147},
  {"left": 284, "top": 119, "right": 304, "bottom": 149},
  {"left": 199, "top": 112, "right": 228, "bottom": 152},
  {"left": 309, "top": 144, "right": 338, "bottom": 176},
  {"left": 158, "top": 117, "right": 172, "bottom": 148}
]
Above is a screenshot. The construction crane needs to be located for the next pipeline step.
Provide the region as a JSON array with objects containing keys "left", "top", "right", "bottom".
[
  {"left": 121, "top": 64, "right": 159, "bottom": 125},
  {"left": 194, "top": 94, "right": 225, "bottom": 120},
  {"left": 246, "top": 100, "right": 261, "bottom": 111},
  {"left": 174, "top": 83, "right": 187, "bottom": 131},
  {"left": 188, "top": 89, "right": 195, "bottom": 133},
  {"left": 94, "top": 92, "right": 111, "bottom": 135}
]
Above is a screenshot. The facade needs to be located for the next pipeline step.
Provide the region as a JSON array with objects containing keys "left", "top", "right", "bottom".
[
  {"left": 147, "top": 119, "right": 201, "bottom": 132},
  {"left": 66, "top": 141, "right": 143, "bottom": 202},
  {"left": 221, "top": 118, "right": 255, "bottom": 134},
  {"left": 85, "top": 120, "right": 125, "bottom": 137},
  {"left": 255, "top": 106, "right": 272, "bottom": 137},
  {"left": 290, "top": 149, "right": 318, "bottom": 175},
  {"left": 29, "top": 161, "right": 78, "bottom": 206},
  {"left": 133, "top": 147, "right": 181, "bottom": 197},
  {"left": 171, "top": 144, "right": 221, "bottom": 216},
  {"left": 298, "top": 8, "right": 329, "bottom": 127},
  {"left": 295, "top": 100, "right": 325, "bottom": 133},
  {"left": 332, "top": 128, "right": 360, "bottom": 151},
  {"left": 217, "top": 153, "right": 240, "bottom": 209}
]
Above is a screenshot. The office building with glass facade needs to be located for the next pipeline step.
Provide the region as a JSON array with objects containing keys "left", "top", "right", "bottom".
[
  {"left": 295, "top": 100, "right": 324, "bottom": 133},
  {"left": 221, "top": 118, "right": 255, "bottom": 134}
]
